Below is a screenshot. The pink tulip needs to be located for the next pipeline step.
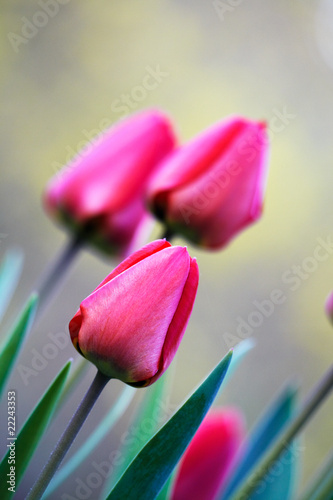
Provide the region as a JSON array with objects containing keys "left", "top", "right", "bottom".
[
  {"left": 44, "top": 110, "right": 176, "bottom": 256},
  {"left": 147, "top": 116, "right": 269, "bottom": 249},
  {"left": 171, "top": 408, "right": 245, "bottom": 500},
  {"left": 69, "top": 240, "right": 199, "bottom": 386}
]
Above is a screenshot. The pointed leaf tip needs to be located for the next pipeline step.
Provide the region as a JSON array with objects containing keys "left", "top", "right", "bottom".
[
  {"left": 106, "top": 350, "right": 232, "bottom": 500},
  {"left": 0, "top": 293, "right": 39, "bottom": 397},
  {"left": 0, "top": 360, "right": 71, "bottom": 499}
]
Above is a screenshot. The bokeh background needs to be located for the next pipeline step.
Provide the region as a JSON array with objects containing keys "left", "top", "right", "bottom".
[{"left": 1, "top": 1, "right": 333, "bottom": 498}]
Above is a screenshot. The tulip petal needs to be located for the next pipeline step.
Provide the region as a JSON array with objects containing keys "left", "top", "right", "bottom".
[
  {"left": 69, "top": 240, "right": 171, "bottom": 352},
  {"left": 151, "top": 257, "right": 199, "bottom": 384},
  {"left": 167, "top": 122, "right": 268, "bottom": 247},
  {"left": 149, "top": 117, "right": 247, "bottom": 197},
  {"left": 94, "top": 239, "right": 172, "bottom": 290},
  {"left": 147, "top": 116, "right": 270, "bottom": 250},
  {"left": 46, "top": 110, "right": 176, "bottom": 221},
  {"left": 171, "top": 408, "right": 245, "bottom": 500},
  {"left": 44, "top": 110, "right": 176, "bottom": 256},
  {"left": 75, "top": 246, "right": 191, "bottom": 383}
]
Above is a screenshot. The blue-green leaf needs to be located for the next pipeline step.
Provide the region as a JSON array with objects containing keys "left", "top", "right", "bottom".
[
  {"left": 101, "top": 368, "right": 171, "bottom": 498},
  {"left": 0, "top": 360, "right": 72, "bottom": 499},
  {"left": 222, "top": 338, "right": 255, "bottom": 388},
  {"left": 246, "top": 441, "right": 298, "bottom": 500},
  {"left": 155, "top": 471, "right": 176, "bottom": 500},
  {"left": 0, "top": 294, "right": 38, "bottom": 397},
  {"left": 0, "top": 248, "right": 23, "bottom": 324},
  {"left": 220, "top": 385, "right": 297, "bottom": 500},
  {"left": 106, "top": 350, "right": 233, "bottom": 500}
]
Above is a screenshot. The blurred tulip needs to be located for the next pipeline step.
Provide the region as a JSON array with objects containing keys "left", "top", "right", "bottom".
[
  {"left": 325, "top": 290, "right": 333, "bottom": 324},
  {"left": 44, "top": 110, "right": 176, "bottom": 256},
  {"left": 147, "top": 116, "right": 269, "bottom": 249},
  {"left": 69, "top": 240, "right": 199, "bottom": 386},
  {"left": 171, "top": 408, "right": 245, "bottom": 500}
]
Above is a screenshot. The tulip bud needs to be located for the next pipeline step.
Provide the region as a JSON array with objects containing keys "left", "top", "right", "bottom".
[
  {"left": 147, "top": 116, "right": 270, "bottom": 249},
  {"left": 325, "top": 291, "right": 333, "bottom": 325},
  {"left": 69, "top": 240, "right": 199, "bottom": 386},
  {"left": 44, "top": 110, "right": 176, "bottom": 256},
  {"left": 171, "top": 408, "right": 245, "bottom": 500}
]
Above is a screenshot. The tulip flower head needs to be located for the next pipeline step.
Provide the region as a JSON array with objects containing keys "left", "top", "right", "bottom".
[
  {"left": 69, "top": 240, "right": 199, "bottom": 386},
  {"left": 147, "top": 116, "right": 269, "bottom": 249},
  {"left": 44, "top": 110, "right": 176, "bottom": 256},
  {"left": 171, "top": 408, "right": 245, "bottom": 500}
]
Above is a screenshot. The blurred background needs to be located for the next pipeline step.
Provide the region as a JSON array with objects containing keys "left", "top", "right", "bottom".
[{"left": 1, "top": 0, "right": 333, "bottom": 498}]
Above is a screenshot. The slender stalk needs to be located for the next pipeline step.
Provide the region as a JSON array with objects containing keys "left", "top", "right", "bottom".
[
  {"left": 45, "top": 385, "right": 135, "bottom": 497},
  {"left": 26, "top": 370, "right": 110, "bottom": 500},
  {"left": 35, "top": 235, "right": 82, "bottom": 318},
  {"left": 231, "top": 364, "right": 333, "bottom": 500}
]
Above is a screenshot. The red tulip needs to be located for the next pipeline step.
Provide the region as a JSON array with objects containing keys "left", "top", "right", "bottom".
[
  {"left": 44, "top": 110, "right": 176, "bottom": 256},
  {"left": 171, "top": 408, "right": 245, "bottom": 500},
  {"left": 147, "top": 116, "right": 269, "bottom": 249},
  {"left": 69, "top": 240, "right": 199, "bottom": 386}
]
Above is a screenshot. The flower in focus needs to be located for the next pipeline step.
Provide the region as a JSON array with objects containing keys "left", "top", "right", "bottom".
[
  {"left": 171, "top": 408, "right": 245, "bottom": 500},
  {"left": 69, "top": 240, "right": 199, "bottom": 386},
  {"left": 44, "top": 110, "right": 176, "bottom": 256},
  {"left": 147, "top": 116, "right": 269, "bottom": 249},
  {"left": 325, "top": 290, "right": 333, "bottom": 324}
]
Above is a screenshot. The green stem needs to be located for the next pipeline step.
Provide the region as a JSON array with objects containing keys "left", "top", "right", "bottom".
[
  {"left": 231, "top": 364, "right": 333, "bottom": 500},
  {"left": 35, "top": 235, "right": 82, "bottom": 318},
  {"left": 45, "top": 384, "right": 135, "bottom": 497},
  {"left": 26, "top": 370, "right": 110, "bottom": 500}
]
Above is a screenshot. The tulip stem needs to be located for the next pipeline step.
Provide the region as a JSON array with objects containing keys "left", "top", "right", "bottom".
[
  {"left": 35, "top": 235, "right": 82, "bottom": 318},
  {"left": 26, "top": 370, "right": 110, "bottom": 500},
  {"left": 231, "top": 363, "right": 333, "bottom": 500}
]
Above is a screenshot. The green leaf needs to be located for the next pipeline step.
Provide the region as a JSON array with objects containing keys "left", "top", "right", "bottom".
[
  {"left": 220, "top": 385, "right": 297, "bottom": 500},
  {"left": 0, "top": 248, "right": 23, "bottom": 324},
  {"left": 0, "top": 294, "right": 38, "bottom": 397},
  {"left": 101, "top": 368, "right": 171, "bottom": 498},
  {"left": 221, "top": 339, "right": 255, "bottom": 388},
  {"left": 155, "top": 471, "right": 176, "bottom": 500},
  {"left": 246, "top": 441, "right": 298, "bottom": 500},
  {"left": 232, "top": 364, "right": 333, "bottom": 500},
  {"left": 106, "top": 350, "right": 233, "bottom": 500},
  {"left": 154, "top": 341, "right": 255, "bottom": 500},
  {"left": 0, "top": 360, "right": 72, "bottom": 499},
  {"left": 45, "top": 384, "right": 135, "bottom": 497}
]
